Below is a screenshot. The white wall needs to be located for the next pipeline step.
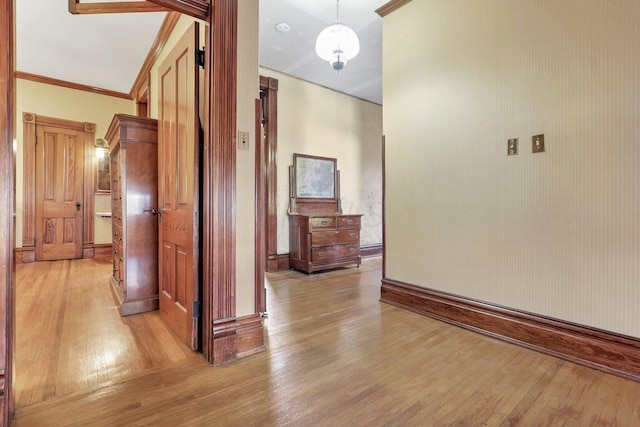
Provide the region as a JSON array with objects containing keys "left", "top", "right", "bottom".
[
  {"left": 383, "top": 0, "right": 640, "bottom": 338},
  {"left": 259, "top": 68, "right": 383, "bottom": 255},
  {"left": 15, "top": 79, "right": 135, "bottom": 246},
  {"left": 236, "top": 0, "right": 259, "bottom": 316}
]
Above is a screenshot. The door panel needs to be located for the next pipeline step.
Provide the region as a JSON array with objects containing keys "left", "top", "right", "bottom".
[
  {"left": 35, "top": 125, "right": 84, "bottom": 261},
  {"left": 158, "top": 22, "right": 200, "bottom": 349}
]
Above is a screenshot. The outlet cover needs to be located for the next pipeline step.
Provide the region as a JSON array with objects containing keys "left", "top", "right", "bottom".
[
  {"left": 532, "top": 134, "right": 545, "bottom": 153},
  {"left": 507, "top": 138, "right": 518, "bottom": 156},
  {"left": 238, "top": 130, "right": 249, "bottom": 150}
]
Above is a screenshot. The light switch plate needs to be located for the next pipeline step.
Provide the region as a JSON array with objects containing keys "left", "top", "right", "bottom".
[
  {"left": 238, "top": 130, "right": 249, "bottom": 150},
  {"left": 532, "top": 134, "right": 545, "bottom": 153},
  {"left": 507, "top": 138, "right": 518, "bottom": 156}
]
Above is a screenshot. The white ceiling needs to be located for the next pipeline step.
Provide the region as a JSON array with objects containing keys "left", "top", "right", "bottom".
[
  {"left": 16, "top": 0, "right": 386, "bottom": 104},
  {"left": 260, "top": 0, "right": 387, "bottom": 104}
]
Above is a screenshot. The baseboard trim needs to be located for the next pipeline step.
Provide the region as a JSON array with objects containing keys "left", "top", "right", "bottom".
[
  {"left": 361, "top": 243, "right": 382, "bottom": 258},
  {"left": 381, "top": 278, "right": 640, "bottom": 382},
  {"left": 14, "top": 244, "right": 112, "bottom": 263},
  {"left": 236, "top": 313, "right": 265, "bottom": 359},
  {"left": 93, "top": 243, "right": 112, "bottom": 257},
  {"left": 267, "top": 253, "right": 291, "bottom": 272},
  {"left": 13, "top": 246, "right": 35, "bottom": 264}
]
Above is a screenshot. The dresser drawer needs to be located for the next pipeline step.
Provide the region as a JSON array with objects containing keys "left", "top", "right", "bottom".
[
  {"left": 309, "top": 217, "right": 337, "bottom": 230},
  {"left": 312, "top": 244, "right": 360, "bottom": 261},
  {"left": 311, "top": 230, "right": 359, "bottom": 245},
  {"left": 338, "top": 216, "right": 360, "bottom": 229}
]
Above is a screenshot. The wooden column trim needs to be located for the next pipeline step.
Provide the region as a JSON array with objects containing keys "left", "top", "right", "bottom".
[
  {"left": 203, "top": 0, "right": 238, "bottom": 365},
  {"left": 0, "top": 0, "right": 14, "bottom": 423},
  {"left": 381, "top": 278, "right": 640, "bottom": 382},
  {"left": 381, "top": 135, "right": 386, "bottom": 279},
  {"left": 259, "top": 76, "right": 279, "bottom": 272},
  {"left": 83, "top": 122, "right": 96, "bottom": 254},
  {"left": 21, "top": 113, "right": 35, "bottom": 248},
  {"left": 254, "top": 98, "right": 266, "bottom": 314}
]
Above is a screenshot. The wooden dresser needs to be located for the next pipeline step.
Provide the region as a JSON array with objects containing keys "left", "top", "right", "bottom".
[
  {"left": 289, "top": 214, "right": 362, "bottom": 274},
  {"left": 107, "top": 114, "right": 159, "bottom": 316}
]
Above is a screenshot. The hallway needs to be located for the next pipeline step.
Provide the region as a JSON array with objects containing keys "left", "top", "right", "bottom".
[
  {"left": 14, "top": 256, "right": 199, "bottom": 409},
  {"left": 13, "top": 256, "right": 640, "bottom": 426}
]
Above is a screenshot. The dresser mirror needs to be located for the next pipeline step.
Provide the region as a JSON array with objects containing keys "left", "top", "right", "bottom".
[
  {"left": 294, "top": 154, "right": 336, "bottom": 198},
  {"left": 289, "top": 153, "right": 341, "bottom": 214}
]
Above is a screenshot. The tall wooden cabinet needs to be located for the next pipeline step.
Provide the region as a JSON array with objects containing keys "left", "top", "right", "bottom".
[{"left": 107, "top": 114, "right": 159, "bottom": 316}]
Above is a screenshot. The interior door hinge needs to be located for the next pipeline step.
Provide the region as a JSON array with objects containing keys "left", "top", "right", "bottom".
[
  {"left": 193, "top": 300, "right": 201, "bottom": 317},
  {"left": 196, "top": 49, "right": 205, "bottom": 68}
]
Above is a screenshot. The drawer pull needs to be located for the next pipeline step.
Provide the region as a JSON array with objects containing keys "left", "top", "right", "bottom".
[
  {"left": 321, "top": 220, "right": 328, "bottom": 225},
  {"left": 318, "top": 251, "right": 325, "bottom": 257},
  {"left": 349, "top": 248, "right": 355, "bottom": 253},
  {"left": 317, "top": 234, "right": 325, "bottom": 239},
  {"left": 345, "top": 219, "right": 353, "bottom": 224},
  {"left": 349, "top": 232, "right": 356, "bottom": 238}
]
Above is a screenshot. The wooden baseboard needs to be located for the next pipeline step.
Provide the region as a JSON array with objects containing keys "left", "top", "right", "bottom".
[
  {"left": 93, "top": 243, "right": 112, "bottom": 257},
  {"left": 267, "top": 253, "right": 291, "bottom": 272},
  {"left": 109, "top": 276, "right": 159, "bottom": 316},
  {"left": 15, "top": 244, "right": 112, "bottom": 263},
  {"left": 13, "top": 246, "right": 35, "bottom": 264},
  {"left": 381, "top": 278, "right": 640, "bottom": 382},
  {"left": 361, "top": 243, "right": 382, "bottom": 258},
  {"left": 236, "top": 313, "right": 265, "bottom": 359}
]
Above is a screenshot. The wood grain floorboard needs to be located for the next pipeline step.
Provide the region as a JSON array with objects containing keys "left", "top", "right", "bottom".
[{"left": 12, "top": 257, "right": 640, "bottom": 426}]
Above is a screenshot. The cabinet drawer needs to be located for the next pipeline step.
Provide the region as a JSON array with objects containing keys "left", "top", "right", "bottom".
[
  {"left": 338, "top": 216, "right": 360, "bottom": 229},
  {"left": 311, "top": 230, "right": 359, "bottom": 245},
  {"left": 312, "top": 244, "right": 360, "bottom": 261},
  {"left": 309, "top": 217, "right": 337, "bottom": 230}
]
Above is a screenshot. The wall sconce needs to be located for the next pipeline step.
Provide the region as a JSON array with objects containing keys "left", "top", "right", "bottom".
[{"left": 95, "top": 138, "right": 109, "bottom": 159}]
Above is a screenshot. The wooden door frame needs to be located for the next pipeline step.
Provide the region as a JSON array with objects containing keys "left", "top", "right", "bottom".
[
  {"left": 22, "top": 113, "right": 96, "bottom": 262},
  {"left": 0, "top": 1, "right": 14, "bottom": 422},
  {"left": 201, "top": 0, "right": 238, "bottom": 366},
  {"left": 259, "top": 76, "right": 280, "bottom": 273},
  {"left": 0, "top": 0, "right": 239, "bottom": 423}
]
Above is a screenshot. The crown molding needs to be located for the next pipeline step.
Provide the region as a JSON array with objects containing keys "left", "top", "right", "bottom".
[
  {"left": 376, "top": 0, "right": 413, "bottom": 17},
  {"left": 15, "top": 71, "right": 132, "bottom": 100},
  {"left": 130, "top": 11, "right": 181, "bottom": 99},
  {"left": 68, "top": 0, "right": 169, "bottom": 14}
]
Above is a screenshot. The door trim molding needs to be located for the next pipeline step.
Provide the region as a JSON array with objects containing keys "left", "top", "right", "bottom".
[
  {"left": 0, "top": 1, "right": 13, "bottom": 421},
  {"left": 202, "top": 0, "right": 238, "bottom": 365},
  {"left": 21, "top": 113, "right": 96, "bottom": 255},
  {"left": 259, "top": 76, "right": 279, "bottom": 273}
]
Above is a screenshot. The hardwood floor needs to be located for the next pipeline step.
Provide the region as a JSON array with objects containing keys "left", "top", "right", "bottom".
[
  {"left": 14, "top": 257, "right": 200, "bottom": 409},
  {"left": 13, "top": 257, "right": 640, "bottom": 426}
]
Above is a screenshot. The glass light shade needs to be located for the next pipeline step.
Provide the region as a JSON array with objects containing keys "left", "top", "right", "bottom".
[
  {"left": 95, "top": 146, "right": 106, "bottom": 159},
  {"left": 315, "top": 23, "right": 360, "bottom": 71}
]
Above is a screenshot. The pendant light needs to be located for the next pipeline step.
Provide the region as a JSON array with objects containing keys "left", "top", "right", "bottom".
[{"left": 315, "top": 0, "right": 360, "bottom": 73}]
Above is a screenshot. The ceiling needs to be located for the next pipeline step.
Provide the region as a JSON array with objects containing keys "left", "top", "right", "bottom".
[{"left": 16, "top": 0, "right": 386, "bottom": 105}]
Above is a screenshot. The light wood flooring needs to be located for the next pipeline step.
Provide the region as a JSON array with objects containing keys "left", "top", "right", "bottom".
[{"left": 12, "top": 256, "right": 640, "bottom": 426}]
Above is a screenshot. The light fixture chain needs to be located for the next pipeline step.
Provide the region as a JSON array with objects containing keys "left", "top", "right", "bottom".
[{"left": 336, "top": 0, "right": 339, "bottom": 22}]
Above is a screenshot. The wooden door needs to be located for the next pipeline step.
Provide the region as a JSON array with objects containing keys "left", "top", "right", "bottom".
[
  {"left": 35, "top": 124, "right": 84, "bottom": 261},
  {"left": 158, "top": 22, "right": 200, "bottom": 349}
]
